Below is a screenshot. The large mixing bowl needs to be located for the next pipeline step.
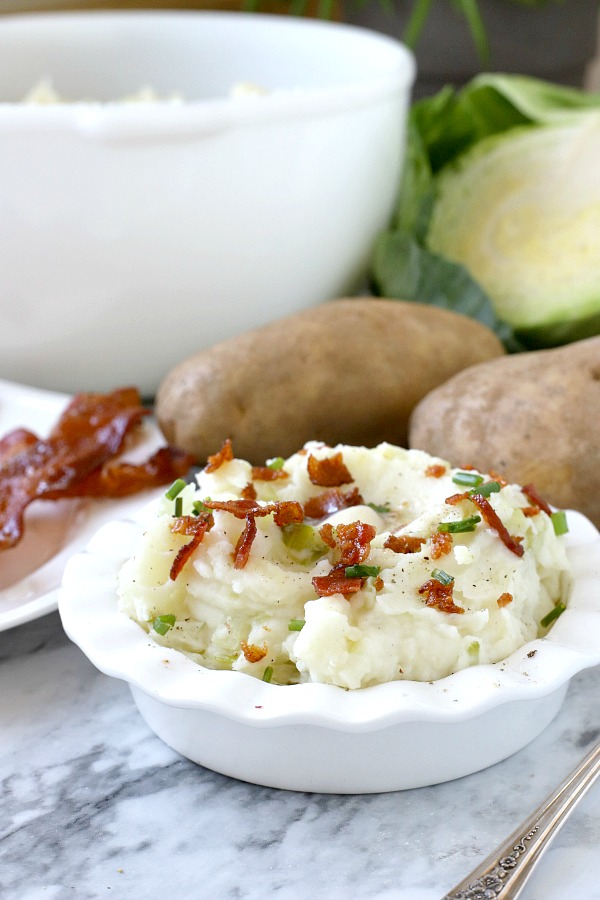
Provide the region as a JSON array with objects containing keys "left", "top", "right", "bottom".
[{"left": 0, "top": 10, "right": 415, "bottom": 395}]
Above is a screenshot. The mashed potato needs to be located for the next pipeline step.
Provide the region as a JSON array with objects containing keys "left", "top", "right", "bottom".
[{"left": 117, "top": 442, "right": 572, "bottom": 688}]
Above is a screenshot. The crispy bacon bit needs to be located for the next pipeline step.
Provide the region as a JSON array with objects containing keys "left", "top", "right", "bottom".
[
  {"left": 445, "top": 491, "right": 471, "bottom": 505},
  {"left": 313, "top": 520, "right": 377, "bottom": 599},
  {"left": 522, "top": 506, "right": 541, "bottom": 518},
  {"left": 384, "top": 534, "right": 425, "bottom": 554},
  {"left": 418, "top": 579, "right": 464, "bottom": 614},
  {"left": 251, "top": 465, "right": 289, "bottom": 482},
  {"left": 312, "top": 565, "right": 364, "bottom": 598},
  {"left": 0, "top": 387, "right": 192, "bottom": 550},
  {"left": 169, "top": 513, "right": 214, "bottom": 580},
  {"left": 330, "top": 521, "right": 376, "bottom": 566},
  {"left": 425, "top": 464, "right": 447, "bottom": 478},
  {"left": 241, "top": 482, "right": 258, "bottom": 500},
  {"left": 522, "top": 483, "right": 553, "bottom": 516},
  {"left": 470, "top": 493, "right": 525, "bottom": 558},
  {"left": 489, "top": 470, "right": 508, "bottom": 487},
  {"left": 303, "top": 487, "right": 364, "bottom": 519},
  {"left": 430, "top": 531, "right": 454, "bottom": 559},
  {"left": 205, "top": 438, "right": 234, "bottom": 473},
  {"left": 307, "top": 452, "right": 353, "bottom": 487},
  {"left": 497, "top": 592, "right": 513, "bottom": 607},
  {"left": 240, "top": 640, "right": 268, "bottom": 663},
  {"left": 318, "top": 522, "right": 336, "bottom": 549},
  {"left": 374, "top": 576, "right": 384, "bottom": 592}
]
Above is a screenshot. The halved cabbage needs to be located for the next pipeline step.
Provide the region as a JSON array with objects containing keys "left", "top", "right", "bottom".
[{"left": 427, "top": 115, "right": 600, "bottom": 346}]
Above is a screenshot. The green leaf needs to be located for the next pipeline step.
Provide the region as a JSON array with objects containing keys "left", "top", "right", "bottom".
[{"left": 371, "top": 230, "right": 523, "bottom": 350}]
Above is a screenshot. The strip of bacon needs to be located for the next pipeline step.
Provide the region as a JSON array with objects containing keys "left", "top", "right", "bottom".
[
  {"left": 44, "top": 446, "right": 193, "bottom": 499},
  {"left": 0, "top": 388, "right": 161, "bottom": 550},
  {"left": 307, "top": 452, "right": 353, "bottom": 487},
  {"left": 418, "top": 578, "right": 464, "bottom": 614},
  {"left": 470, "top": 493, "right": 524, "bottom": 558},
  {"left": 303, "top": 486, "right": 364, "bottom": 519},
  {"left": 234, "top": 516, "right": 257, "bottom": 569},
  {"left": 169, "top": 513, "right": 214, "bottom": 580}
]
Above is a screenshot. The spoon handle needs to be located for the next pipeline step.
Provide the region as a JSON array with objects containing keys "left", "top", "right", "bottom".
[{"left": 442, "top": 739, "right": 600, "bottom": 900}]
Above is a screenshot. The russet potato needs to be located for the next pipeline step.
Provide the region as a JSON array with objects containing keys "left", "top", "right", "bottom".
[
  {"left": 156, "top": 297, "right": 506, "bottom": 464},
  {"left": 409, "top": 335, "right": 600, "bottom": 526}
]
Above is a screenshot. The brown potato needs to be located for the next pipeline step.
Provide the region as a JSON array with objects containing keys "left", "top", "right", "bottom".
[
  {"left": 409, "top": 335, "right": 600, "bottom": 526},
  {"left": 156, "top": 297, "right": 506, "bottom": 464}
]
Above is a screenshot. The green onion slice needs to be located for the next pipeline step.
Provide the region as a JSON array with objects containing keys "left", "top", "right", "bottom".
[
  {"left": 165, "top": 478, "right": 186, "bottom": 500},
  {"left": 152, "top": 614, "right": 176, "bottom": 636},
  {"left": 452, "top": 471, "right": 484, "bottom": 487},
  {"left": 267, "top": 456, "right": 285, "bottom": 470},
  {"left": 345, "top": 564, "right": 381, "bottom": 578},
  {"left": 288, "top": 618, "right": 305, "bottom": 631},
  {"left": 540, "top": 602, "right": 566, "bottom": 628},
  {"left": 174, "top": 496, "right": 183, "bottom": 517},
  {"left": 431, "top": 568, "right": 454, "bottom": 585},
  {"left": 471, "top": 481, "right": 501, "bottom": 498},
  {"left": 262, "top": 665, "right": 274, "bottom": 683},
  {"left": 368, "top": 502, "right": 391, "bottom": 514},
  {"left": 551, "top": 510, "right": 569, "bottom": 536},
  {"left": 193, "top": 498, "right": 211, "bottom": 515},
  {"left": 438, "top": 515, "right": 481, "bottom": 533}
]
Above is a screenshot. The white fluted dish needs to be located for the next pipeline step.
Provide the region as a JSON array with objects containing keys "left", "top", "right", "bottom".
[{"left": 59, "top": 507, "right": 600, "bottom": 793}]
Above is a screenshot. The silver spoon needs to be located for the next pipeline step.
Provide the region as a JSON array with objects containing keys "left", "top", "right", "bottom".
[{"left": 442, "top": 738, "right": 600, "bottom": 899}]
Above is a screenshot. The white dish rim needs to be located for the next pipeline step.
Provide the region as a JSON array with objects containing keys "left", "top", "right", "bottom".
[{"left": 59, "top": 501, "right": 600, "bottom": 733}]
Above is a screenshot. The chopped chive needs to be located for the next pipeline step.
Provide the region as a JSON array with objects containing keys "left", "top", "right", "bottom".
[
  {"left": 345, "top": 564, "right": 381, "bottom": 578},
  {"left": 267, "top": 456, "right": 285, "bottom": 470},
  {"left": 262, "top": 665, "right": 274, "bottom": 683},
  {"left": 288, "top": 618, "right": 305, "bottom": 631},
  {"left": 551, "top": 510, "right": 569, "bottom": 536},
  {"left": 452, "top": 471, "right": 484, "bottom": 487},
  {"left": 174, "top": 496, "right": 183, "bottom": 517},
  {"left": 438, "top": 514, "right": 481, "bottom": 534},
  {"left": 431, "top": 568, "right": 454, "bottom": 585},
  {"left": 152, "top": 614, "right": 176, "bottom": 636},
  {"left": 471, "top": 481, "right": 501, "bottom": 498},
  {"left": 193, "top": 498, "right": 211, "bottom": 515},
  {"left": 540, "top": 602, "right": 566, "bottom": 628},
  {"left": 165, "top": 478, "right": 186, "bottom": 500},
  {"left": 368, "top": 502, "right": 391, "bottom": 514}
]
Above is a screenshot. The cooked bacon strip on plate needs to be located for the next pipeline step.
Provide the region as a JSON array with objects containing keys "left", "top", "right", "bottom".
[{"left": 0, "top": 387, "right": 194, "bottom": 550}]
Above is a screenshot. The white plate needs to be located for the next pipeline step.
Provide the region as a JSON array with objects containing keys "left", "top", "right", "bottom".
[
  {"left": 59, "top": 501, "right": 600, "bottom": 793},
  {"left": 0, "top": 378, "right": 170, "bottom": 632}
]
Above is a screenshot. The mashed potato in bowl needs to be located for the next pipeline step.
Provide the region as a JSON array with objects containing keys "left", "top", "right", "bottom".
[{"left": 117, "top": 442, "right": 572, "bottom": 689}]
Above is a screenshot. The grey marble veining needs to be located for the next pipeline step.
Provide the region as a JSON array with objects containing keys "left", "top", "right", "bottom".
[{"left": 2, "top": 612, "right": 600, "bottom": 900}]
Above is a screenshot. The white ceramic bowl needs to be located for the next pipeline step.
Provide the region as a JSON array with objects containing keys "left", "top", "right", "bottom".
[
  {"left": 59, "top": 505, "right": 600, "bottom": 794},
  {"left": 0, "top": 10, "right": 414, "bottom": 396}
]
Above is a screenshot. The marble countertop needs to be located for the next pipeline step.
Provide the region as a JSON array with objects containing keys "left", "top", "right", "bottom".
[{"left": 2, "top": 610, "right": 600, "bottom": 900}]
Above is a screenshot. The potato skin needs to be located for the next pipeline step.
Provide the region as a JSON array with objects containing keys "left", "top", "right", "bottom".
[
  {"left": 409, "top": 335, "right": 600, "bottom": 526},
  {"left": 156, "top": 298, "right": 505, "bottom": 464}
]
